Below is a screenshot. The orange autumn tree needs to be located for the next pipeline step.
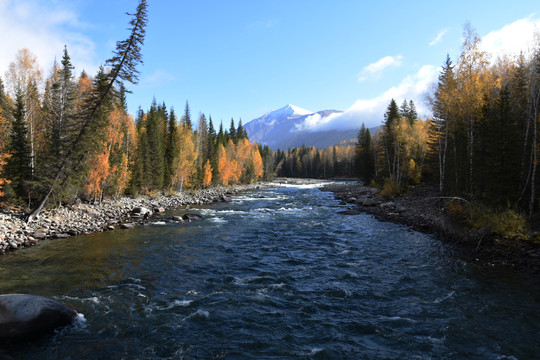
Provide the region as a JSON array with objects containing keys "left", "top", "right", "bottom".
[
  {"left": 218, "top": 138, "right": 263, "bottom": 186},
  {"left": 202, "top": 160, "right": 212, "bottom": 187},
  {"left": 86, "top": 151, "right": 110, "bottom": 201},
  {"left": 170, "top": 124, "right": 198, "bottom": 191},
  {"left": 85, "top": 105, "right": 136, "bottom": 200}
]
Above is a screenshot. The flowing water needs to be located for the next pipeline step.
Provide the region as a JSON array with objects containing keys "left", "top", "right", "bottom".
[{"left": 0, "top": 182, "right": 538, "bottom": 359}]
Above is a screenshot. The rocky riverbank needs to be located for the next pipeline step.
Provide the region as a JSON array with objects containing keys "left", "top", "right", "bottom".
[
  {"left": 0, "top": 184, "right": 262, "bottom": 255},
  {"left": 322, "top": 181, "right": 540, "bottom": 274}
]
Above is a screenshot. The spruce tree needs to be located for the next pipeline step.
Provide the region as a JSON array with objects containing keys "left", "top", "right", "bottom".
[
  {"left": 229, "top": 118, "right": 236, "bottom": 143},
  {"left": 164, "top": 107, "right": 178, "bottom": 186},
  {"left": 7, "top": 90, "right": 32, "bottom": 201},
  {"left": 183, "top": 101, "right": 192, "bottom": 129},
  {"left": 383, "top": 99, "right": 400, "bottom": 179},
  {"left": 146, "top": 99, "right": 165, "bottom": 189},
  {"left": 207, "top": 117, "right": 219, "bottom": 182},
  {"left": 355, "top": 123, "right": 375, "bottom": 182},
  {"left": 237, "top": 119, "right": 246, "bottom": 140}
]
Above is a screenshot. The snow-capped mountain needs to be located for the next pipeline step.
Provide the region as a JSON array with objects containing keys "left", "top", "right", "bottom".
[{"left": 244, "top": 104, "right": 358, "bottom": 150}]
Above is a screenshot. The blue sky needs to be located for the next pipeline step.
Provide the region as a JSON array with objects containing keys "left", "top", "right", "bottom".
[{"left": 1, "top": 0, "right": 539, "bottom": 130}]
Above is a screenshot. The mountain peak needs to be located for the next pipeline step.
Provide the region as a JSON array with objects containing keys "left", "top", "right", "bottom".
[{"left": 279, "top": 104, "right": 312, "bottom": 117}]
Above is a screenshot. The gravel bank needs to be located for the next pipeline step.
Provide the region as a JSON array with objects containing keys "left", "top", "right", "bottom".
[
  {"left": 0, "top": 184, "right": 262, "bottom": 255},
  {"left": 322, "top": 181, "right": 540, "bottom": 274}
]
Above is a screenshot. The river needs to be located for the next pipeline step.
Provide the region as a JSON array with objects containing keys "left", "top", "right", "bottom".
[{"left": 0, "top": 182, "right": 538, "bottom": 359}]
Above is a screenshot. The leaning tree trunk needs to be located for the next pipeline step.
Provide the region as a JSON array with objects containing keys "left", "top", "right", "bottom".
[{"left": 25, "top": 0, "right": 147, "bottom": 224}]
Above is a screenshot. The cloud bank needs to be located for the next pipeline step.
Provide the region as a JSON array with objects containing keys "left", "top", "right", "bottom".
[
  {"left": 298, "top": 65, "right": 437, "bottom": 132},
  {"left": 480, "top": 15, "right": 540, "bottom": 59},
  {"left": 298, "top": 14, "right": 540, "bottom": 133}
]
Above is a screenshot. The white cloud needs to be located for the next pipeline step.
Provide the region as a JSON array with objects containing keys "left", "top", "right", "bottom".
[
  {"left": 429, "top": 28, "right": 449, "bottom": 46},
  {"left": 480, "top": 15, "right": 540, "bottom": 59},
  {"left": 0, "top": 0, "right": 98, "bottom": 93},
  {"left": 140, "top": 69, "right": 177, "bottom": 88},
  {"left": 358, "top": 55, "right": 403, "bottom": 82},
  {"left": 298, "top": 65, "right": 438, "bottom": 132}
]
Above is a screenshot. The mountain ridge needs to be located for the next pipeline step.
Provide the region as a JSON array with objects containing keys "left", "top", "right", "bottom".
[{"left": 244, "top": 104, "right": 358, "bottom": 150}]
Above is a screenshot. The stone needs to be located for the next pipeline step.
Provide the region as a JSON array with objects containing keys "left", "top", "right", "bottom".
[
  {"left": 0, "top": 294, "right": 78, "bottom": 340},
  {"left": 107, "top": 225, "right": 115, "bottom": 231},
  {"left": 153, "top": 207, "right": 165, "bottom": 213},
  {"left": 53, "top": 233, "right": 70, "bottom": 239},
  {"left": 33, "top": 231, "right": 47, "bottom": 240},
  {"left": 182, "top": 213, "right": 204, "bottom": 222},
  {"left": 346, "top": 197, "right": 357, "bottom": 203},
  {"left": 362, "top": 198, "right": 379, "bottom": 206},
  {"left": 67, "top": 229, "right": 79, "bottom": 236},
  {"left": 131, "top": 207, "right": 151, "bottom": 215},
  {"left": 172, "top": 216, "right": 184, "bottom": 222},
  {"left": 120, "top": 223, "right": 135, "bottom": 230}
]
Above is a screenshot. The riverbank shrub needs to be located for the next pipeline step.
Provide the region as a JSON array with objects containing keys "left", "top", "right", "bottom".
[
  {"left": 470, "top": 205, "right": 529, "bottom": 241},
  {"left": 379, "top": 178, "right": 402, "bottom": 200}
]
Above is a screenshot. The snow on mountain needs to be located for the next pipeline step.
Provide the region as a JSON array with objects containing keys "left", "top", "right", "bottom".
[{"left": 244, "top": 105, "right": 359, "bottom": 150}]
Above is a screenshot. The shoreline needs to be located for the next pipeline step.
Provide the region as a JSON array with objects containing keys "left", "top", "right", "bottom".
[
  {"left": 321, "top": 181, "right": 540, "bottom": 274},
  {"left": 0, "top": 184, "right": 262, "bottom": 255}
]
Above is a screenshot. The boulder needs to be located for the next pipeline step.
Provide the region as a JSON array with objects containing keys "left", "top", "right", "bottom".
[
  {"left": 120, "top": 223, "right": 135, "bottom": 230},
  {"left": 172, "top": 216, "right": 184, "bottom": 222},
  {"left": 0, "top": 294, "right": 77, "bottom": 340},
  {"left": 362, "top": 198, "right": 380, "bottom": 207},
  {"left": 131, "top": 207, "right": 151, "bottom": 215},
  {"left": 153, "top": 207, "right": 165, "bottom": 213},
  {"left": 182, "top": 213, "right": 204, "bottom": 222},
  {"left": 67, "top": 229, "right": 79, "bottom": 236}
]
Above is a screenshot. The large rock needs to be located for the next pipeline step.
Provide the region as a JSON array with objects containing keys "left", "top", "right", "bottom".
[
  {"left": 182, "top": 213, "right": 204, "bottom": 222},
  {"left": 0, "top": 294, "right": 78, "bottom": 340},
  {"left": 131, "top": 207, "right": 151, "bottom": 216}
]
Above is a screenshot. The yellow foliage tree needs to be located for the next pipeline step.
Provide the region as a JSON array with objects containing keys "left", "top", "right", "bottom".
[
  {"left": 171, "top": 124, "right": 198, "bottom": 190},
  {"left": 202, "top": 160, "right": 212, "bottom": 187},
  {"left": 86, "top": 151, "right": 111, "bottom": 201}
]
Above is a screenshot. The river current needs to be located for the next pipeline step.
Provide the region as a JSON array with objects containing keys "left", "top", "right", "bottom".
[{"left": 0, "top": 182, "right": 538, "bottom": 359}]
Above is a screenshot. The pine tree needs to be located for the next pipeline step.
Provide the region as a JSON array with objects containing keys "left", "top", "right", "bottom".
[
  {"left": 145, "top": 99, "right": 165, "bottom": 189},
  {"left": 408, "top": 100, "right": 418, "bottom": 123},
  {"left": 207, "top": 116, "right": 219, "bottom": 182},
  {"left": 164, "top": 108, "right": 178, "bottom": 186},
  {"left": 355, "top": 123, "right": 375, "bottom": 182},
  {"left": 237, "top": 119, "right": 246, "bottom": 140},
  {"left": 217, "top": 121, "right": 225, "bottom": 145},
  {"left": 229, "top": 118, "right": 236, "bottom": 143},
  {"left": 7, "top": 90, "right": 32, "bottom": 201},
  {"left": 182, "top": 100, "right": 192, "bottom": 129},
  {"left": 229, "top": 118, "right": 237, "bottom": 143},
  {"left": 383, "top": 99, "right": 400, "bottom": 180}
]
